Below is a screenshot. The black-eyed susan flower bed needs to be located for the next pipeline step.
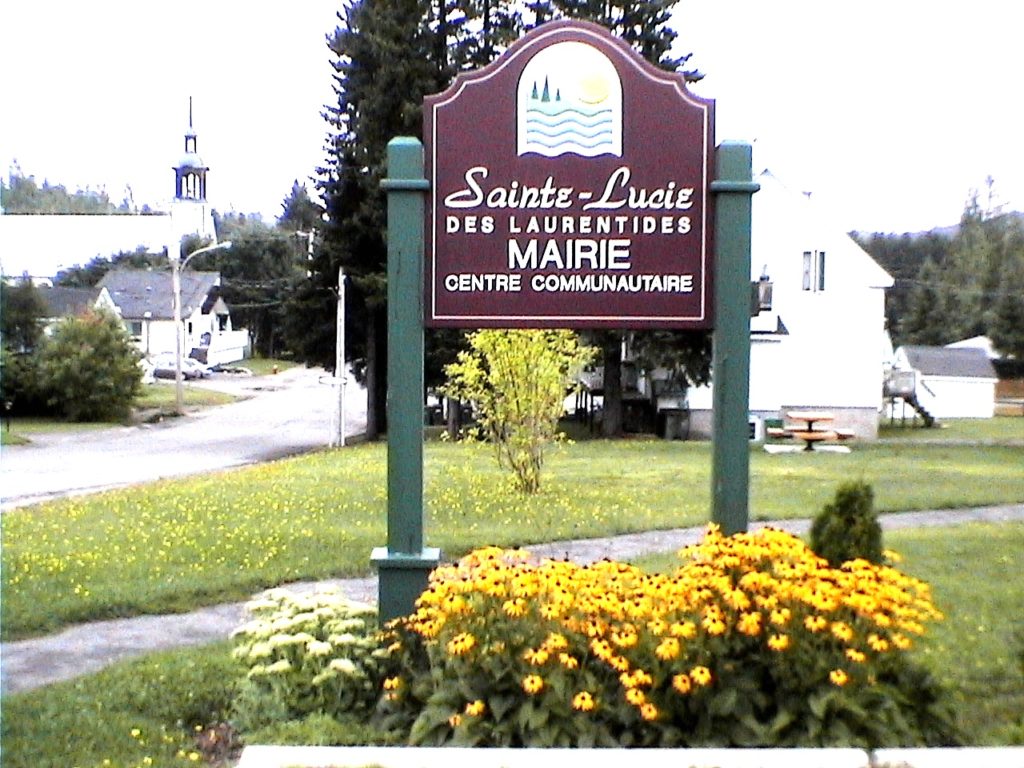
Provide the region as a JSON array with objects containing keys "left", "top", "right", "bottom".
[{"left": 233, "top": 526, "right": 959, "bottom": 749}]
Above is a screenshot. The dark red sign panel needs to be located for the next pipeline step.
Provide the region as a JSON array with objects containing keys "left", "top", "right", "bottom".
[{"left": 424, "top": 19, "right": 715, "bottom": 328}]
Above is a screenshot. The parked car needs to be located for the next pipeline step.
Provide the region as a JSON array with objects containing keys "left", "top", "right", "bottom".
[{"left": 149, "top": 355, "right": 212, "bottom": 380}]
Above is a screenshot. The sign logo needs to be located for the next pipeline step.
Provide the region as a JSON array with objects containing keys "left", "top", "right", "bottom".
[
  {"left": 518, "top": 42, "right": 622, "bottom": 158},
  {"left": 424, "top": 20, "right": 715, "bottom": 329}
]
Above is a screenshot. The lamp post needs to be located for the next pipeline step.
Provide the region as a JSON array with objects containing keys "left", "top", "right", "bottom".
[{"left": 170, "top": 240, "right": 232, "bottom": 416}]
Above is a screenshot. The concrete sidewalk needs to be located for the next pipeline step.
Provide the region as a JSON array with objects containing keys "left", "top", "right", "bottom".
[{"left": 2, "top": 504, "right": 1022, "bottom": 695}]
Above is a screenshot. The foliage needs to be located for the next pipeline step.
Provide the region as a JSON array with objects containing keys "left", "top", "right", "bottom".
[
  {"left": 36, "top": 309, "right": 142, "bottom": 421},
  {"left": 442, "top": 329, "right": 595, "bottom": 492},
  {"left": 53, "top": 246, "right": 169, "bottom": 288},
  {"left": 875, "top": 181, "right": 1024, "bottom": 349},
  {"left": 230, "top": 588, "right": 386, "bottom": 730},
  {"left": 190, "top": 217, "right": 307, "bottom": 358},
  {"left": 810, "top": 481, "right": 883, "bottom": 567},
  {"left": 4, "top": 437, "right": 1024, "bottom": 640},
  {"left": 380, "top": 528, "right": 958, "bottom": 747},
  {"left": 0, "top": 345, "right": 48, "bottom": 416},
  {"left": 1, "top": 279, "right": 48, "bottom": 352},
  {"left": 277, "top": 180, "right": 323, "bottom": 232},
  {"left": 1, "top": 166, "right": 141, "bottom": 214}
]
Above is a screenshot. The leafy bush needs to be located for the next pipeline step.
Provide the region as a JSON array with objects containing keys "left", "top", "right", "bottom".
[
  {"left": 36, "top": 309, "right": 142, "bottom": 421},
  {"left": 810, "top": 481, "right": 883, "bottom": 567},
  {"left": 379, "top": 527, "right": 959, "bottom": 748},
  {"left": 0, "top": 345, "right": 49, "bottom": 416},
  {"left": 442, "top": 329, "right": 595, "bottom": 493},
  {"left": 230, "top": 588, "right": 386, "bottom": 732}
]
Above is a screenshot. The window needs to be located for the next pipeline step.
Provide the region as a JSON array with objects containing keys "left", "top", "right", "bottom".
[
  {"left": 802, "top": 250, "right": 826, "bottom": 292},
  {"left": 127, "top": 320, "right": 143, "bottom": 339}
]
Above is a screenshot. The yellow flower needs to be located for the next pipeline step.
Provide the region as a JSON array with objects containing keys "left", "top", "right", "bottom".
[
  {"left": 558, "top": 652, "right": 579, "bottom": 670},
  {"left": 522, "top": 674, "right": 544, "bottom": 695},
  {"left": 804, "top": 615, "right": 828, "bottom": 633},
  {"left": 503, "top": 598, "right": 527, "bottom": 617},
  {"left": 691, "top": 665, "right": 712, "bottom": 686},
  {"left": 770, "top": 607, "right": 791, "bottom": 626},
  {"left": 448, "top": 713, "right": 463, "bottom": 728},
  {"left": 672, "top": 673, "right": 692, "bottom": 694},
  {"left": 464, "top": 699, "right": 486, "bottom": 717},
  {"left": 639, "top": 702, "right": 659, "bottom": 721},
  {"left": 670, "top": 621, "right": 697, "bottom": 639},
  {"left": 446, "top": 632, "right": 476, "bottom": 656},
  {"left": 845, "top": 648, "right": 866, "bottom": 663},
  {"left": 864, "top": 634, "right": 888, "bottom": 651},
  {"left": 767, "top": 633, "right": 790, "bottom": 651},
  {"left": 543, "top": 632, "right": 568, "bottom": 651},
  {"left": 572, "top": 691, "right": 596, "bottom": 712},
  {"left": 625, "top": 688, "right": 646, "bottom": 706},
  {"left": 737, "top": 612, "right": 762, "bottom": 637},
  {"left": 523, "top": 647, "right": 550, "bottom": 666},
  {"left": 891, "top": 633, "right": 912, "bottom": 650},
  {"left": 829, "top": 669, "right": 849, "bottom": 687},
  {"left": 655, "top": 637, "right": 680, "bottom": 660},
  {"left": 831, "top": 621, "right": 854, "bottom": 641},
  {"left": 383, "top": 676, "right": 403, "bottom": 691}
]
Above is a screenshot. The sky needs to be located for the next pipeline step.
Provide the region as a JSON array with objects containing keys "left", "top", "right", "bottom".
[{"left": 2, "top": 0, "right": 1022, "bottom": 234}]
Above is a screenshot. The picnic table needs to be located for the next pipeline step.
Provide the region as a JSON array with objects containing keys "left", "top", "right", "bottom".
[{"left": 764, "top": 411, "right": 856, "bottom": 452}]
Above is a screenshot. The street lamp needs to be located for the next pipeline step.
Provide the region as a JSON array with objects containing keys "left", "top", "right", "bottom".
[{"left": 170, "top": 240, "right": 232, "bottom": 415}]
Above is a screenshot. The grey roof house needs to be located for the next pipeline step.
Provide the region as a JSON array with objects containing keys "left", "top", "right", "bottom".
[
  {"left": 98, "top": 269, "right": 248, "bottom": 365},
  {"left": 891, "top": 344, "right": 998, "bottom": 419}
]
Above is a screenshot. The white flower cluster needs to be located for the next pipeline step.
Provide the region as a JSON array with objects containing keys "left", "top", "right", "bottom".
[{"left": 231, "top": 586, "right": 386, "bottom": 717}]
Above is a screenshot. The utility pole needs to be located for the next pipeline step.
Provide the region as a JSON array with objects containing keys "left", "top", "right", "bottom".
[{"left": 334, "top": 267, "right": 347, "bottom": 447}]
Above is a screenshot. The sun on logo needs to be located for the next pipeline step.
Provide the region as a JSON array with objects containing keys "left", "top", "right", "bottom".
[{"left": 517, "top": 41, "right": 622, "bottom": 158}]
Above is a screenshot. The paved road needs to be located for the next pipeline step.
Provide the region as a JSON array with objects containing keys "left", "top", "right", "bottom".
[{"left": 0, "top": 366, "right": 367, "bottom": 510}]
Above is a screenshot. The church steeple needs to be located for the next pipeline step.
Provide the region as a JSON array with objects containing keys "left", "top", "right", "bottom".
[{"left": 173, "top": 97, "right": 208, "bottom": 201}]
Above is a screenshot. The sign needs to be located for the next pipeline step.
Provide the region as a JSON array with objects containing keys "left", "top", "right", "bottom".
[{"left": 424, "top": 19, "right": 715, "bottom": 329}]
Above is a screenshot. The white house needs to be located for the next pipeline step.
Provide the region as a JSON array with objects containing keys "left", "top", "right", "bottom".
[
  {"left": 98, "top": 269, "right": 248, "bottom": 366},
  {"left": 889, "top": 345, "right": 998, "bottom": 419},
  {"left": 682, "top": 170, "right": 894, "bottom": 439}
]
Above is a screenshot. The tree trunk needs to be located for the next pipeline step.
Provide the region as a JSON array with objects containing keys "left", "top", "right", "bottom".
[
  {"left": 601, "top": 335, "right": 623, "bottom": 437},
  {"left": 364, "top": 309, "right": 386, "bottom": 440}
]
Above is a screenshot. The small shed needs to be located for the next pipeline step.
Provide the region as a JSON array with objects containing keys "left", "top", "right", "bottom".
[{"left": 892, "top": 345, "right": 998, "bottom": 419}]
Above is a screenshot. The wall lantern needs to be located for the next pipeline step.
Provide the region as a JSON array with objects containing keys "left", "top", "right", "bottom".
[{"left": 751, "top": 267, "right": 773, "bottom": 315}]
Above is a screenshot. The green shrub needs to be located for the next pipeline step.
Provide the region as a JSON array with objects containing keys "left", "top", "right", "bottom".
[
  {"left": 230, "top": 587, "right": 386, "bottom": 732},
  {"left": 37, "top": 309, "right": 142, "bottom": 421},
  {"left": 442, "top": 329, "right": 595, "bottom": 493},
  {"left": 378, "top": 528, "right": 960, "bottom": 748},
  {"left": 0, "top": 345, "right": 49, "bottom": 416},
  {"left": 810, "top": 481, "right": 883, "bottom": 566}
]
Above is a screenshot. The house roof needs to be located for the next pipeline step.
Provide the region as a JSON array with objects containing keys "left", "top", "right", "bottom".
[
  {"left": 37, "top": 286, "right": 102, "bottom": 318},
  {"left": 98, "top": 269, "right": 220, "bottom": 320},
  {"left": 901, "top": 345, "right": 998, "bottom": 379}
]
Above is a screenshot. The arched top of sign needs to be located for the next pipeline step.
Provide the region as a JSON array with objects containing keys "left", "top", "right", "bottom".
[
  {"left": 517, "top": 41, "right": 623, "bottom": 158},
  {"left": 423, "top": 19, "right": 716, "bottom": 330}
]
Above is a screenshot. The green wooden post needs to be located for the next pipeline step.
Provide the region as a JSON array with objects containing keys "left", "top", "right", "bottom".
[
  {"left": 709, "top": 142, "right": 759, "bottom": 534},
  {"left": 372, "top": 137, "right": 440, "bottom": 624}
]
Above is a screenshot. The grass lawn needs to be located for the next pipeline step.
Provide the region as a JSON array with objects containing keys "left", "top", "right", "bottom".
[
  {"left": 2, "top": 437, "right": 1023, "bottom": 640},
  {"left": 242, "top": 358, "right": 298, "bottom": 376},
  {"left": 2, "top": 523, "right": 1020, "bottom": 767},
  {"left": 133, "top": 382, "right": 239, "bottom": 410},
  {"left": 878, "top": 416, "right": 1023, "bottom": 442}
]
